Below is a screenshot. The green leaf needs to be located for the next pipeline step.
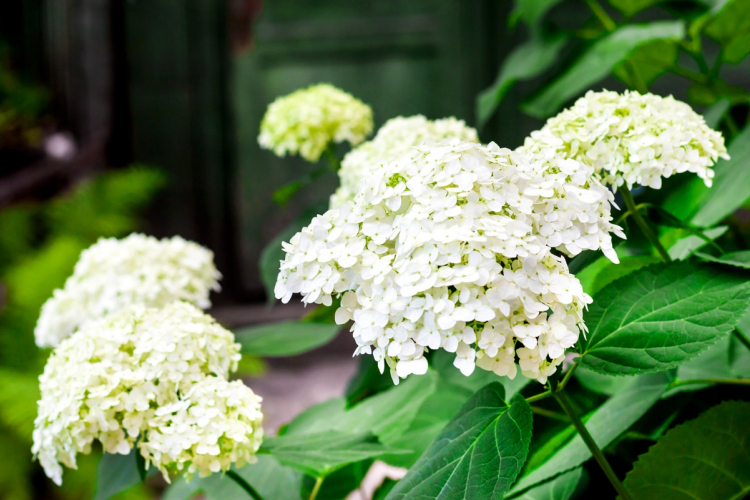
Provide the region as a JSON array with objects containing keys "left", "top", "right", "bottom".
[
  {"left": 624, "top": 401, "right": 750, "bottom": 499},
  {"left": 0, "top": 369, "right": 40, "bottom": 440},
  {"left": 573, "top": 365, "right": 636, "bottom": 396},
  {"left": 386, "top": 385, "right": 533, "bottom": 500},
  {"left": 234, "top": 321, "right": 341, "bottom": 357},
  {"left": 607, "top": 0, "right": 667, "bottom": 15},
  {"left": 667, "top": 226, "right": 727, "bottom": 260},
  {"left": 476, "top": 35, "right": 567, "bottom": 126},
  {"left": 259, "top": 202, "right": 328, "bottom": 303},
  {"left": 696, "top": 250, "right": 750, "bottom": 269},
  {"left": 724, "top": 32, "right": 750, "bottom": 63},
  {"left": 162, "top": 456, "right": 304, "bottom": 500},
  {"left": 687, "top": 80, "right": 749, "bottom": 106},
  {"left": 523, "top": 21, "right": 685, "bottom": 118},
  {"left": 613, "top": 39, "right": 679, "bottom": 89},
  {"left": 94, "top": 449, "right": 142, "bottom": 500},
  {"left": 510, "top": 0, "right": 564, "bottom": 26},
  {"left": 663, "top": 334, "right": 733, "bottom": 396},
  {"left": 508, "top": 372, "right": 672, "bottom": 495},
  {"left": 730, "top": 326, "right": 750, "bottom": 377},
  {"left": 703, "top": 98, "right": 731, "bottom": 129},
  {"left": 692, "top": 125, "right": 750, "bottom": 227},
  {"left": 513, "top": 467, "right": 587, "bottom": 500},
  {"left": 431, "top": 350, "right": 531, "bottom": 401},
  {"left": 579, "top": 262, "right": 750, "bottom": 376},
  {"left": 589, "top": 256, "right": 661, "bottom": 297},
  {"left": 261, "top": 431, "right": 403, "bottom": 477},
  {"left": 704, "top": 0, "right": 750, "bottom": 47}
]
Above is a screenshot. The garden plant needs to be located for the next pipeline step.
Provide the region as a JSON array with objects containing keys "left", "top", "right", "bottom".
[{"left": 23, "top": 0, "right": 750, "bottom": 499}]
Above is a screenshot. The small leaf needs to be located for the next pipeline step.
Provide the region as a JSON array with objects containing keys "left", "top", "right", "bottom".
[
  {"left": 692, "top": 125, "right": 750, "bottom": 227},
  {"left": 508, "top": 372, "right": 671, "bottom": 495},
  {"left": 696, "top": 250, "right": 750, "bottom": 269},
  {"left": 386, "top": 384, "right": 533, "bottom": 500},
  {"left": 261, "top": 431, "right": 404, "bottom": 477},
  {"left": 624, "top": 401, "right": 750, "bottom": 499},
  {"left": 234, "top": 321, "right": 341, "bottom": 357},
  {"left": 523, "top": 21, "right": 685, "bottom": 118},
  {"left": 94, "top": 449, "right": 142, "bottom": 500},
  {"left": 162, "top": 456, "right": 304, "bottom": 500},
  {"left": 476, "top": 35, "right": 567, "bottom": 126},
  {"left": 513, "top": 467, "right": 587, "bottom": 500},
  {"left": 579, "top": 262, "right": 750, "bottom": 376}
]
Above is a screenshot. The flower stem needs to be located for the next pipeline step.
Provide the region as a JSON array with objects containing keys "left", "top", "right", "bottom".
[
  {"left": 555, "top": 391, "right": 633, "bottom": 500},
  {"left": 324, "top": 142, "right": 341, "bottom": 171},
  {"left": 531, "top": 406, "right": 569, "bottom": 422},
  {"left": 525, "top": 390, "right": 553, "bottom": 404},
  {"left": 584, "top": 0, "right": 616, "bottom": 31},
  {"left": 668, "top": 378, "right": 750, "bottom": 389},
  {"left": 309, "top": 476, "right": 325, "bottom": 500},
  {"left": 620, "top": 186, "right": 672, "bottom": 262},
  {"left": 226, "top": 470, "right": 266, "bottom": 500}
]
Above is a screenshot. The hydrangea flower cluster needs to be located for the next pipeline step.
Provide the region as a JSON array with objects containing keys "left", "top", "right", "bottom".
[
  {"left": 258, "top": 83, "right": 373, "bottom": 162},
  {"left": 35, "top": 234, "right": 221, "bottom": 348},
  {"left": 330, "top": 115, "right": 479, "bottom": 208},
  {"left": 520, "top": 90, "right": 729, "bottom": 190},
  {"left": 276, "top": 140, "right": 625, "bottom": 384},
  {"left": 32, "top": 302, "right": 263, "bottom": 485}
]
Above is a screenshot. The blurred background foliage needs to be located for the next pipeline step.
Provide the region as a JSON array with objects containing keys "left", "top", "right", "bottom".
[{"left": 0, "top": 166, "right": 165, "bottom": 500}]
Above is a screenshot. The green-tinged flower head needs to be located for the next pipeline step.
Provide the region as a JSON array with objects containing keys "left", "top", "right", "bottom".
[
  {"left": 330, "top": 115, "right": 479, "bottom": 208},
  {"left": 258, "top": 83, "right": 373, "bottom": 162},
  {"left": 32, "top": 302, "right": 263, "bottom": 485},
  {"left": 35, "top": 233, "right": 221, "bottom": 348},
  {"left": 520, "top": 90, "right": 729, "bottom": 190}
]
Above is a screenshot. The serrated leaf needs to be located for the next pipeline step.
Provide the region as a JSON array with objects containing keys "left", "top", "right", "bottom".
[
  {"left": 589, "top": 256, "right": 661, "bottom": 296},
  {"left": 234, "top": 321, "right": 340, "bottom": 357},
  {"left": 508, "top": 372, "right": 671, "bottom": 495},
  {"left": 696, "top": 250, "right": 750, "bottom": 269},
  {"left": 162, "top": 456, "right": 304, "bottom": 500},
  {"left": 476, "top": 35, "right": 567, "bottom": 126},
  {"left": 624, "top": 401, "right": 750, "bottom": 499},
  {"left": 386, "top": 385, "right": 532, "bottom": 500},
  {"left": 523, "top": 21, "right": 685, "bottom": 117},
  {"left": 513, "top": 467, "right": 587, "bottom": 500},
  {"left": 261, "top": 431, "right": 404, "bottom": 477},
  {"left": 579, "top": 262, "right": 750, "bottom": 376}
]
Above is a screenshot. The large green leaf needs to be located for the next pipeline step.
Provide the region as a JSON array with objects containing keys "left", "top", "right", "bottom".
[
  {"left": 703, "top": 98, "right": 732, "bottom": 129},
  {"left": 431, "top": 350, "right": 531, "bottom": 401},
  {"left": 386, "top": 384, "right": 532, "bottom": 500},
  {"left": 261, "top": 431, "right": 403, "bottom": 478},
  {"left": 523, "top": 21, "right": 685, "bottom": 117},
  {"left": 692, "top": 126, "right": 750, "bottom": 227},
  {"left": 476, "top": 35, "right": 567, "bottom": 126},
  {"left": 667, "top": 226, "right": 727, "bottom": 260},
  {"left": 514, "top": 467, "right": 587, "bottom": 500},
  {"left": 624, "top": 401, "right": 750, "bottom": 499},
  {"left": 94, "top": 449, "right": 144, "bottom": 500},
  {"left": 508, "top": 372, "right": 671, "bottom": 495},
  {"left": 162, "top": 456, "right": 304, "bottom": 500},
  {"left": 704, "top": 0, "right": 750, "bottom": 47},
  {"left": 510, "top": 0, "right": 564, "bottom": 26},
  {"left": 663, "top": 335, "right": 734, "bottom": 397},
  {"left": 613, "top": 39, "right": 679, "bottom": 89},
  {"left": 234, "top": 321, "right": 341, "bottom": 357},
  {"left": 696, "top": 250, "right": 750, "bottom": 269},
  {"left": 579, "top": 262, "right": 750, "bottom": 376},
  {"left": 0, "top": 369, "right": 39, "bottom": 440}
]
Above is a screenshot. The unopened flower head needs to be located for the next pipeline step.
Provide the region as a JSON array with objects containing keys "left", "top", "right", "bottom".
[
  {"left": 276, "top": 140, "right": 624, "bottom": 385},
  {"left": 32, "top": 302, "right": 256, "bottom": 485},
  {"left": 521, "top": 90, "right": 729, "bottom": 190},
  {"left": 35, "top": 233, "right": 221, "bottom": 348},
  {"left": 258, "top": 83, "right": 373, "bottom": 162},
  {"left": 330, "top": 115, "right": 479, "bottom": 208}
]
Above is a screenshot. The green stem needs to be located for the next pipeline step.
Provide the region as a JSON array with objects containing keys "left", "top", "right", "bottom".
[
  {"left": 226, "top": 470, "right": 266, "bottom": 500},
  {"left": 324, "top": 143, "right": 341, "bottom": 171},
  {"left": 627, "top": 61, "right": 649, "bottom": 93},
  {"left": 584, "top": 0, "right": 616, "bottom": 31},
  {"left": 668, "top": 378, "right": 750, "bottom": 389},
  {"left": 526, "top": 390, "right": 553, "bottom": 404},
  {"left": 531, "top": 406, "right": 569, "bottom": 422},
  {"left": 734, "top": 327, "right": 750, "bottom": 352},
  {"left": 670, "top": 65, "right": 710, "bottom": 85},
  {"left": 725, "top": 112, "right": 740, "bottom": 137},
  {"left": 559, "top": 363, "right": 578, "bottom": 391},
  {"left": 555, "top": 391, "right": 634, "bottom": 500},
  {"left": 309, "top": 476, "right": 324, "bottom": 500},
  {"left": 620, "top": 186, "right": 672, "bottom": 262}
]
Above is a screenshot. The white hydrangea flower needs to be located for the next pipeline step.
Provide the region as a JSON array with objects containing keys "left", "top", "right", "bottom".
[
  {"left": 276, "top": 140, "right": 624, "bottom": 385},
  {"left": 258, "top": 83, "right": 373, "bottom": 162},
  {"left": 35, "top": 233, "right": 221, "bottom": 348},
  {"left": 31, "top": 302, "right": 256, "bottom": 485},
  {"left": 142, "top": 377, "right": 264, "bottom": 480},
  {"left": 330, "top": 115, "right": 479, "bottom": 208},
  {"left": 520, "top": 90, "right": 729, "bottom": 190}
]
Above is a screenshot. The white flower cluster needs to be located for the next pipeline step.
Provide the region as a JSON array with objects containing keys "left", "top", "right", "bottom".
[
  {"left": 35, "top": 233, "right": 221, "bottom": 348},
  {"left": 276, "top": 140, "right": 624, "bottom": 384},
  {"left": 521, "top": 90, "right": 729, "bottom": 190},
  {"left": 32, "top": 302, "right": 263, "bottom": 485},
  {"left": 330, "top": 115, "right": 479, "bottom": 208},
  {"left": 258, "top": 83, "right": 373, "bottom": 162}
]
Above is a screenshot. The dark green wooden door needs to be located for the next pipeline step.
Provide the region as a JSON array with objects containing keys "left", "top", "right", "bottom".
[{"left": 234, "top": 0, "right": 497, "bottom": 293}]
